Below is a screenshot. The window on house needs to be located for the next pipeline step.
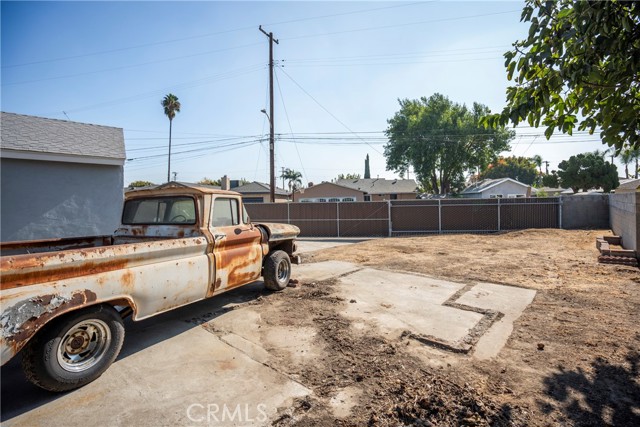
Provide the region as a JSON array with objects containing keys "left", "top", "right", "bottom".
[
  {"left": 342, "top": 197, "right": 355, "bottom": 202},
  {"left": 489, "top": 194, "right": 503, "bottom": 199},
  {"left": 328, "top": 198, "right": 340, "bottom": 202},
  {"left": 317, "top": 198, "right": 327, "bottom": 202},
  {"left": 390, "top": 194, "right": 398, "bottom": 200},
  {"left": 364, "top": 195, "right": 371, "bottom": 201},
  {"left": 242, "top": 197, "right": 264, "bottom": 203},
  {"left": 212, "top": 198, "right": 239, "bottom": 227}
]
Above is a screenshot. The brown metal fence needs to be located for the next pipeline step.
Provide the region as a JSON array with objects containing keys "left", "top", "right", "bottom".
[{"left": 246, "top": 198, "right": 560, "bottom": 237}]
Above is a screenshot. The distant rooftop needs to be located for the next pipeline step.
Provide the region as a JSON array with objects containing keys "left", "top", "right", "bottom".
[
  {"left": 1, "top": 112, "right": 125, "bottom": 165},
  {"left": 335, "top": 178, "right": 418, "bottom": 195},
  {"left": 231, "top": 181, "right": 289, "bottom": 196},
  {"left": 462, "top": 178, "right": 529, "bottom": 194}
]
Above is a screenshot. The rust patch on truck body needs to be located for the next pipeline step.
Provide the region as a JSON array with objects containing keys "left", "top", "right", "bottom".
[{"left": 0, "top": 290, "right": 97, "bottom": 360}]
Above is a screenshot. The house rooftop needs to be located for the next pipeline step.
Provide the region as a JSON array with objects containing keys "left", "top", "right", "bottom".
[
  {"left": 462, "top": 178, "right": 529, "bottom": 194},
  {"left": 335, "top": 178, "right": 418, "bottom": 195},
  {"left": 231, "top": 181, "right": 289, "bottom": 196},
  {"left": 1, "top": 112, "right": 125, "bottom": 162}
]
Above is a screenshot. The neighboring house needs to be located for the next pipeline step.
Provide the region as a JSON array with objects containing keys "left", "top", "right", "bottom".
[
  {"left": 0, "top": 112, "right": 125, "bottom": 242},
  {"left": 461, "top": 178, "right": 532, "bottom": 199},
  {"left": 295, "top": 178, "right": 418, "bottom": 202},
  {"left": 226, "top": 180, "right": 289, "bottom": 203},
  {"left": 532, "top": 187, "right": 574, "bottom": 196}
]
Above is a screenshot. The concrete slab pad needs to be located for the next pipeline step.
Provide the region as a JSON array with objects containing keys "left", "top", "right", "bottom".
[
  {"left": 295, "top": 238, "right": 372, "bottom": 254},
  {"left": 337, "top": 269, "right": 484, "bottom": 347},
  {"left": 455, "top": 282, "right": 536, "bottom": 360},
  {"left": 292, "top": 261, "right": 360, "bottom": 283}
]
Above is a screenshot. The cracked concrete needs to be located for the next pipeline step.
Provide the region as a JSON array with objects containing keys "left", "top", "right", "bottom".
[{"left": 1, "top": 260, "right": 535, "bottom": 426}]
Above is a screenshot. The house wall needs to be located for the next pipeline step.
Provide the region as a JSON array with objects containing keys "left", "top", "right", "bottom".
[
  {"left": 561, "top": 194, "right": 610, "bottom": 229},
  {"left": 476, "top": 181, "right": 531, "bottom": 199},
  {"left": 1, "top": 158, "right": 124, "bottom": 242},
  {"left": 239, "top": 193, "right": 288, "bottom": 203},
  {"left": 609, "top": 190, "right": 639, "bottom": 252},
  {"left": 296, "top": 182, "right": 364, "bottom": 201}
]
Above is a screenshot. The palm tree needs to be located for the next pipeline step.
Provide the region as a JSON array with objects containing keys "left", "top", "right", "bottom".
[
  {"left": 619, "top": 149, "right": 634, "bottom": 179},
  {"left": 531, "top": 154, "right": 543, "bottom": 174},
  {"left": 161, "top": 94, "right": 181, "bottom": 182},
  {"left": 282, "top": 168, "right": 303, "bottom": 201},
  {"left": 619, "top": 147, "right": 640, "bottom": 179}
]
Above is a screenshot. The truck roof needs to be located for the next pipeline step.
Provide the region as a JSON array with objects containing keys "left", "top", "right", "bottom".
[{"left": 125, "top": 182, "right": 241, "bottom": 199}]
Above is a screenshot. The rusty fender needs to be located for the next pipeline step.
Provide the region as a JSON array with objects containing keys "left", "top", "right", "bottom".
[{"left": 0, "top": 290, "right": 97, "bottom": 365}]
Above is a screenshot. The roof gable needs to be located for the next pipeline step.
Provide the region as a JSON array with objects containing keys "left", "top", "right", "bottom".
[{"left": 462, "top": 178, "right": 530, "bottom": 194}]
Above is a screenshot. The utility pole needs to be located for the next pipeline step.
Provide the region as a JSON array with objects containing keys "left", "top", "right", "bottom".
[
  {"left": 543, "top": 160, "right": 550, "bottom": 175},
  {"left": 259, "top": 25, "right": 279, "bottom": 203},
  {"left": 172, "top": 172, "right": 178, "bottom": 182}
]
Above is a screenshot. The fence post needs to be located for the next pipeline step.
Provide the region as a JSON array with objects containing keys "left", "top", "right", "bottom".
[
  {"left": 336, "top": 202, "right": 340, "bottom": 237},
  {"left": 558, "top": 197, "right": 563, "bottom": 229},
  {"left": 387, "top": 201, "right": 392, "bottom": 237},
  {"left": 438, "top": 199, "right": 442, "bottom": 234},
  {"left": 497, "top": 198, "right": 501, "bottom": 231}
]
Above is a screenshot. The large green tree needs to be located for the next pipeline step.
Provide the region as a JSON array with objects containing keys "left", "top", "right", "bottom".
[
  {"left": 557, "top": 152, "right": 619, "bottom": 193},
  {"left": 484, "top": 0, "right": 640, "bottom": 151},
  {"left": 385, "top": 94, "right": 514, "bottom": 194},
  {"left": 480, "top": 156, "right": 538, "bottom": 185},
  {"left": 161, "top": 93, "right": 181, "bottom": 183}
]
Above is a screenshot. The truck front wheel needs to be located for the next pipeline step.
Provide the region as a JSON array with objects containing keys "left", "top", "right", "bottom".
[
  {"left": 263, "top": 250, "right": 292, "bottom": 291},
  {"left": 21, "top": 304, "right": 125, "bottom": 392}
]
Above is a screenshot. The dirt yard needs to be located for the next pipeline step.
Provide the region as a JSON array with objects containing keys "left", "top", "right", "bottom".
[{"left": 254, "top": 229, "right": 639, "bottom": 426}]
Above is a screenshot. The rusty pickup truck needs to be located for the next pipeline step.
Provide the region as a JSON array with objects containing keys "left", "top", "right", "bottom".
[{"left": 0, "top": 182, "right": 300, "bottom": 392}]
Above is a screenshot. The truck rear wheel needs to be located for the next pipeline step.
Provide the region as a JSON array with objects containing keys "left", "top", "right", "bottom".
[
  {"left": 264, "top": 250, "right": 292, "bottom": 291},
  {"left": 21, "top": 304, "right": 125, "bottom": 392}
]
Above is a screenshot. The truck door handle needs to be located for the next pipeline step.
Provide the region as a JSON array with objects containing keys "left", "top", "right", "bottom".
[{"left": 214, "top": 233, "right": 226, "bottom": 241}]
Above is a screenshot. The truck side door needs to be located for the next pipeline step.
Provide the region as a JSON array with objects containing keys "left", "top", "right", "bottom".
[{"left": 209, "top": 197, "right": 263, "bottom": 294}]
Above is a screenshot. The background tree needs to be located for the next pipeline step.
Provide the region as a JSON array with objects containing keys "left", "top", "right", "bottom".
[
  {"left": 557, "top": 152, "right": 619, "bottom": 193},
  {"left": 336, "top": 173, "right": 361, "bottom": 180},
  {"left": 281, "top": 168, "right": 303, "bottom": 200},
  {"left": 385, "top": 93, "right": 514, "bottom": 195},
  {"left": 484, "top": 0, "right": 640, "bottom": 151},
  {"left": 541, "top": 172, "right": 559, "bottom": 188},
  {"left": 197, "top": 177, "right": 221, "bottom": 186},
  {"left": 480, "top": 156, "right": 538, "bottom": 185},
  {"left": 617, "top": 148, "right": 640, "bottom": 179},
  {"left": 364, "top": 154, "right": 371, "bottom": 179},
  {"left": 161, "top": 93, "right": 181, "bottom": 183},
  {"left": 531, "top": 154, "right": 543, "bottom": 174},
  {"left": 128, "top": 180, "right": 155, "bottom": 189}
]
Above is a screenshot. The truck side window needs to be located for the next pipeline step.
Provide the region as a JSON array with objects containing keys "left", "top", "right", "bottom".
[{"left": 212, "top": 198, "right": 239, "bottom": 227}]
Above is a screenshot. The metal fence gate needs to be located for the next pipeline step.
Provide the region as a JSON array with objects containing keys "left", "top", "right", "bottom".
[{"left": 245, "top": 198, "right": 561, "bottom": 238}]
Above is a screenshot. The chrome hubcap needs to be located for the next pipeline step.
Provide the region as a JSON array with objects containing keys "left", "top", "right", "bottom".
[
  {"left": 277, "top": 259, "right": 290, "bottom": 282},
  {"left": 57, "top": 319, "right": 111, "bottom": 372}
]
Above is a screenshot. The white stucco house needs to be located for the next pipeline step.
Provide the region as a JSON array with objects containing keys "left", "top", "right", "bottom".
[
  {"left": 1, "top": 112, "right": 126, "bottom": 242},
  {"left": 460, "top": 178, "right": 532, "bottom": 199}
]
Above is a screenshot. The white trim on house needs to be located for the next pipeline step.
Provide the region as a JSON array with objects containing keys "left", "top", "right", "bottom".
[{"left": 1, "top": 149, "right": 124, "bottom": 166}]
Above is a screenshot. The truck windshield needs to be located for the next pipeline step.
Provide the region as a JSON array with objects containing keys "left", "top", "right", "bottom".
[{"left": 123, "top": 197, "right": 197, "bottom": 225}]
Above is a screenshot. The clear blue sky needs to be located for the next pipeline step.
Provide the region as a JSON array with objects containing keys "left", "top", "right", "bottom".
[{"left": 1, "top": 1, "right": 614, "bottom": 187}]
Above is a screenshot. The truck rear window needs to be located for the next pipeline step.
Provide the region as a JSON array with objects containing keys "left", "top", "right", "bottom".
[{"left": 123, "top": 197, "right": 196, "bottom": 225}]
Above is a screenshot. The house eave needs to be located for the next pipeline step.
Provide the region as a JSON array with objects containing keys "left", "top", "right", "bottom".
[{"left": 1, "top": 149, "right": 125, "bottom": 166}]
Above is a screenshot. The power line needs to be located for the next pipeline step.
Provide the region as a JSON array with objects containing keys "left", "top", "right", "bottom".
[
  {"left": 274, "top": 68, "right": 309, "bottom": 186},
  {"left": 3, "top": 2, "right": 430, "bottom": 69},
  {"left": 277, "top": 67, "right": 383, "bottom": 155},
  {"left": 283, "top": 9, "right": 522, "bottom": 41}
]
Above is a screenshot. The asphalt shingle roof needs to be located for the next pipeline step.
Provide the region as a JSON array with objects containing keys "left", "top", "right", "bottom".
[
  {"left": 231, "top": 181, "right": 289, "bottom": 196},
  {"left": 334, "top": 178, "right": 418, "bottom": 195},
  {"left": 0, "top": 112, "right": 125, "bottom": 160},
  {"left": 461, "top": 178, "right": 528, "bottom": 194}
]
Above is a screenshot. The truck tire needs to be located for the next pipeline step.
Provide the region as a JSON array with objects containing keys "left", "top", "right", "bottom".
[
  {"left": 21, "top": 304, "right": 125, "bottom": 392},
  {"left": 264, "top": 250, "right": 292, "bottom": 291}
]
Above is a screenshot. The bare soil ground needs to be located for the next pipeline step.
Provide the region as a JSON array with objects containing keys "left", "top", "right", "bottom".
[{"left": 231, "top": 229, "right": 638, "bottom": 426}]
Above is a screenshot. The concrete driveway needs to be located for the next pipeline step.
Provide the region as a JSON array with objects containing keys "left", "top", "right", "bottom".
[{"left": 1, "top": 258, "right": 535, "bottom": 426}]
